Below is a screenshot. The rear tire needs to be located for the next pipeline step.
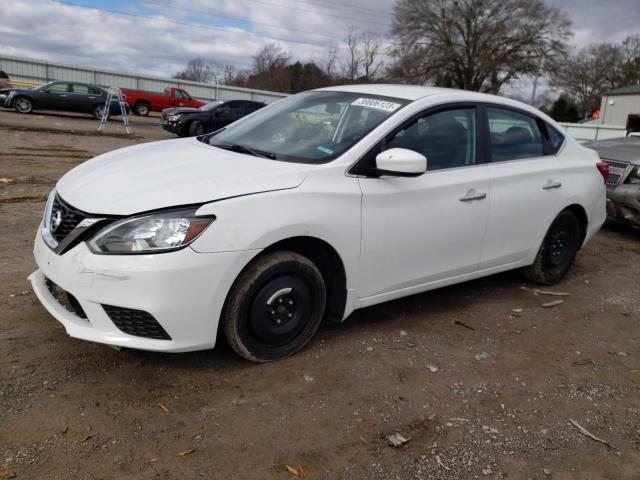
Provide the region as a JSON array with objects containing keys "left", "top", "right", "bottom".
[
  {"left": 14, "top": 96, "right": 32, "bottom": 114},
  {"left": 523, "top": 210, "right": 581, "bottom": 285},
  {"left": 92, "top": 103, "right": 106, "bottom": 120},
  {"left": 134, "top": 102, "right": 150, "bottom": 116},
  {"left": 188, "top": 120, "right": 205, "bottom": 137},
  {"left": 222, "top": 252, "right": 326, "bottom": 362}
]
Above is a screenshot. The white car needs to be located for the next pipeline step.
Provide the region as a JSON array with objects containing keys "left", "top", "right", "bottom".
[{"left": 30, "top": 85, "right": 607, "bottom": 362}]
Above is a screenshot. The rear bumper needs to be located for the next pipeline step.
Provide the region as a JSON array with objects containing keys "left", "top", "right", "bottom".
[
  {"left": 30, "top": 231, "right": 258, "bottom": 352},
  {"left": 606, "top": 185, "right": 640, "bottom": 226}
]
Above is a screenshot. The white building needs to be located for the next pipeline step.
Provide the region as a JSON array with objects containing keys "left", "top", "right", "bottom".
[{"left": 599, "top": 85, "right": 640, "bottom": 128}]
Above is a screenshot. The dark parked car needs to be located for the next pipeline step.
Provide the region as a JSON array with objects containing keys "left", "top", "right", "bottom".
[
  {"left": 161, "top": 100, "right": 266, "bottom": 137},
  {"left": 3, "top": 81, "right": 128, "bottom": 119}
]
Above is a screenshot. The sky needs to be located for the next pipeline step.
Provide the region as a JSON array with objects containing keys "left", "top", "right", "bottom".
[{"left": 0, "top": 0, "right": 639, "bottom": 84}]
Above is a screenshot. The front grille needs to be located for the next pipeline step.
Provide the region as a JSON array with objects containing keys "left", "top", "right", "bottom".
[
  {"left": 604, "top": 159, "right": 629, "bottom": 170},
  {"left": 50, "top": 195, "right": 87, "bottom": 243},
  {"left": 102, "top": 305, "right": 172, "bottom": 340},
  {"left": 45, "top": 278, "right": 87, "bottom": 319},
  {"left": 607, "top": 172, "right": 622, "bottom": 186}
]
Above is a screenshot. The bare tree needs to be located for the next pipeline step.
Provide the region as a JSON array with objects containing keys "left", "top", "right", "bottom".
[
  {"left": 317, "top": 44, "right": 339, "bottom": 79},
  {"left": 389, "top": 0, "right": 572, "bottom": 93},
  {"left": 551, "top": 35, "right": 640, "bottom": 117},
  {"left": 220, "top": 64, "right": 247, "bottom": 86},
  {"left": 340, "top": 27, "right": 384, "bottom": 83},
  {"left": 361, "top": 32, "right": 383, "bottom": 82},
  {"left": 174, "top": 57, "right": 213, "bottom": 83},
  {"left": 252, "top": 43, "right": 289, "bottom": 75},
  {"left": 342, "top": 27, "right": 361, "bottom": 83}
]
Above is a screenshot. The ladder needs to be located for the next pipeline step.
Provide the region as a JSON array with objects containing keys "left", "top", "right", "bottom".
[{"left": 98, "top": 87, "right": 132, "bottom": 134}]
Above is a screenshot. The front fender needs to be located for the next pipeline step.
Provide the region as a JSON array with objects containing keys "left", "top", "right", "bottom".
[{"left": 190, "top": 168, "right": 362, "bottom": 294}]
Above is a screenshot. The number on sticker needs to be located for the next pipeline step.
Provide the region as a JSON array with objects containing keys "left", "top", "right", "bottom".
[{"left": 351, "top": 98, "right": 401, "bottom": 113}]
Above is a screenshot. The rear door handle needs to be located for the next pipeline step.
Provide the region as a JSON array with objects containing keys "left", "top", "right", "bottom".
[
  {"left": 459, "top": 189, "right": 487, "bottom": 202},
  {"left": 543, "top": 180, "right": 562, "bottom": 190}
]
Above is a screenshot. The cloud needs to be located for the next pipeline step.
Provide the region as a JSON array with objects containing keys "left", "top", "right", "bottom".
[{"left": 0, "top": 0, "right": 637, "bottom": 82}]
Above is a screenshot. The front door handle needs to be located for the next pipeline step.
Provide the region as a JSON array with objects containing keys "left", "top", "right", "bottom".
[
  {"left": 543, "top": 180, "right": 562, "bottom": 190},
  {"left": 459, "top": 189, "right": 487, "bottom": 202}
]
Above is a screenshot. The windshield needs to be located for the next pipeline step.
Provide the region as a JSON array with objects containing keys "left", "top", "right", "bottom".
[
  {"left": 200, "top": 101, "right": 223, "bottom": 111},
  {"left": 38, "top": 81, "right": 56, "bottom": 90},
  {"left": 203, "top": 91, "right": 408, "bottom": 164}
]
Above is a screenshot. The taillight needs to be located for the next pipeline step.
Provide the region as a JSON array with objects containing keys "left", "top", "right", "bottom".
[{"left": 596, "top": 161, "right": 609, "bottom": 184}]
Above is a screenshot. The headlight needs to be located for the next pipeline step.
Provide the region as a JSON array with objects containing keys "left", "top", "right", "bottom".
[
  {"left": 627, "top": 166, "right": 640, "bottom": 184},
  {"left": 168, "top": 114, "right": 180, "bottom": 122},
  {"left": 88, "top": 208, "right": 215, "bottom": 254}
]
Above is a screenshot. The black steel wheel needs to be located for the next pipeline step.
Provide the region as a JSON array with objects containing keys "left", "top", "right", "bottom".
[
  {"left": 524, "top": 210, "right": 581, "bottom": 285},
  {"left": 222, "top": 251, "right": 326, "bottom": 362}
]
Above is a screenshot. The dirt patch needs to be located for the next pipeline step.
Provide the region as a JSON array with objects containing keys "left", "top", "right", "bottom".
[
  {"left": 0, "top": 122, "right": 141, "bottom": 139},
  {"left": 0, "top": 109, "right": 638, "bottom": 480}
]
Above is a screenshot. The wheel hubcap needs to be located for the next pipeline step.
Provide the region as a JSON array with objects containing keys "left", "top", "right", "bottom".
[
  {"left": 16, "top": 99, "right": 29, "bottom": 112},
  {"left": 248, "top": 275, "right": 312, "bottom": 347}
]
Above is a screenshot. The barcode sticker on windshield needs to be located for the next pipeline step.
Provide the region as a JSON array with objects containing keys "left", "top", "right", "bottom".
[{"left": 351, "top": 98, "right": 401, "bottom": 112}]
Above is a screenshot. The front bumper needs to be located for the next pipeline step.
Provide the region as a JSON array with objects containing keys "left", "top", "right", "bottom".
[
  {"left": 30, "top": 232, "right": 258, "bottom": 352},
  {"left": 161, "top": 119, "right": 180, "bottom": 135},
  {"left": 606, "top": 184, "right": 640, "bottom": 226}
]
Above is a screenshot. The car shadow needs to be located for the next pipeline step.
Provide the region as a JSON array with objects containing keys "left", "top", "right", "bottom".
[
  {"left": 115, "top": 268, "right": 525, "bottom": 372},
  {"left": 601, "top": 220, "right": 640, "bottom": 240}
]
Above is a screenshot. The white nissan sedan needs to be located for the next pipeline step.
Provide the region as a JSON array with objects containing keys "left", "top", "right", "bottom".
[{"left": 30, "top": 85, "right": 607, "bottom": 362}]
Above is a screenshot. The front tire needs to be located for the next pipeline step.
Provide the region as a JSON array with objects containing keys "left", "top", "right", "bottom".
[
  {"left": 14, "top": 96, "right": 33, "bottom": 114},
  {"left": 188, "top": 120, "right": 205, "bottom": 136},
  {"left": 524, "top": 210, "right": 580, "bottom": 285},
  {"left": 222, "top": 252, "right": 326, "bottom": 362}
]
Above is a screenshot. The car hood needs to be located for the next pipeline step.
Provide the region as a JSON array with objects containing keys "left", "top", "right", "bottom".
[
  {"left": 163, "top": 107, "right": 201, "bottom": 116},
  {"left": 2, "top": 86, "right": 31, "bottom": 94},
  {"left": 56, "top": 138, "right": 312, "bottom": 215},
  {"left": 586, "top": 137, "right": 640, "bottom": 165}
]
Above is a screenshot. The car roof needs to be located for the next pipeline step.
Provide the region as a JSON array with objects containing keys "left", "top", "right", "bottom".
[
  {"left": 314, "top": 84, "right": 452, "bottom": 100},
  {"left": 313, "top": 84, "right": 548, "bottom": 116}
]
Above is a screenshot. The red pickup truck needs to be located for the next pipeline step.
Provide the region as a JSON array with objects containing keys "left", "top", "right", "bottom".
[{"left": 121, "top": 86, "right": 205, "bottom": 116}]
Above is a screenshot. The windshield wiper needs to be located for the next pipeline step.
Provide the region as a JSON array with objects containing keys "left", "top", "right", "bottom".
[{"left": 211, "top": 143, "right": 277, "bottom": 160}]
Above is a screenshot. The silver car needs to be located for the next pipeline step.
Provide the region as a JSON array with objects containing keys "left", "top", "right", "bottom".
[{"left": 587, "top": 136, "right": 640, "bottom": 226}]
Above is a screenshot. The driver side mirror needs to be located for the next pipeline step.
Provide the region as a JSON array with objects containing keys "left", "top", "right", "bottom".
[{"left": 375, "top": 148, "right": 427, "bottom": 177}]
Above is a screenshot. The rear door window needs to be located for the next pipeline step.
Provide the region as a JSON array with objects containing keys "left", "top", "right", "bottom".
[
  {"left": 487, "top": 107, "right": 544, "bottom": 161},
  {"left": 70, "top": 84, "right": 90, "bottom": 94}
]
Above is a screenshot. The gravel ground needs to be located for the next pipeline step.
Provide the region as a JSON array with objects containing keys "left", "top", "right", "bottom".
[{"left": 0, "top": 108, "right": 638, "bottom": 479}]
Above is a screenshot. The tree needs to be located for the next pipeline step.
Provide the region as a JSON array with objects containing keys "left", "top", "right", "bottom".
[
  {"left": 174, "top": 57, "right": 214, "bottom": 83},
  {"left": 340, "top": 27, "right": 384, "bottom": 83},
  {"left": 316, "top": 44, "right": 339, "bottom": 79},
  {"left": 360, "top": 32, "right": 383, "bottom": 82},
  {"left": 252, "top": 43, "right": 289, "bottom": 75},
  {"left": 547, "top": 95, "right": 579, "bottom": 123},
  {"left": 551, "top": 35, "right": 640, "bottom": 117},
  {"left": 388, "top": 0, "right": 571, "bottom": 93}
]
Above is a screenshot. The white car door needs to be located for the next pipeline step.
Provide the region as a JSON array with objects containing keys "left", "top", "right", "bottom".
[
  {"left": 479, "top": 106, "right": 569, "bottom": 269},
  {"left": 355, "top": 105, "right": 491, "bottom": 301}
]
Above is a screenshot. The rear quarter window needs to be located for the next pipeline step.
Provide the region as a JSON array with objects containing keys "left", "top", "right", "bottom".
[{"left": 545, "top": 123, "right": 565, "bottom": 153}]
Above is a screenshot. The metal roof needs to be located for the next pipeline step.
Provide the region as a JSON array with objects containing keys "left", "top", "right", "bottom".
[{"left": 606, "top": 84, "right": 640, "bottom": 96}]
